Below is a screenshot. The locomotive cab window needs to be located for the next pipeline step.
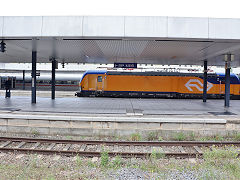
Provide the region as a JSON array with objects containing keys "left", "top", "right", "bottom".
[{"left": 97, "top": 76, "right": 102, "bottom": 82}]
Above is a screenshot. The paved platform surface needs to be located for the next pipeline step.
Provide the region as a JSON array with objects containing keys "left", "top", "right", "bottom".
[
  {"left": 0, "top": 95, "right": 239, "bottom": 116},
  {"left": 0, "top": 90, "right": 75, "bottom": 98}
]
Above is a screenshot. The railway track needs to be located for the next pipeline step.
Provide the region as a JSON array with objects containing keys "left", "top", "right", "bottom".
[{"left": 0, "top": 137, "right": 239, "bottom": 158}]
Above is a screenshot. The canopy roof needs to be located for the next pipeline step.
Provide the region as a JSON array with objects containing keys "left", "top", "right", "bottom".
[{"left": 0, "top": 16, "right": 240, "bottom": 66}]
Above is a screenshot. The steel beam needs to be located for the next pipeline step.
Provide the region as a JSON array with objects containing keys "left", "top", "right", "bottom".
[
  {"left": 224, "top": 55, "right": 231, "bottom": 107},
  {"left": 51, "top": 58, "right": 56, "bottom": 99},
  {"left": 203, "top": 60, "right": 207, "bottom": 102},
  {"left": 31, "top": 51, "right": 37, "bottom": 104}
]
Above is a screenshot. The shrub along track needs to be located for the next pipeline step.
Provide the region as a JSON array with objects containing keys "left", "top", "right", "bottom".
[{"left": 0, "top": 137, "right": 239, "bottom": 158}]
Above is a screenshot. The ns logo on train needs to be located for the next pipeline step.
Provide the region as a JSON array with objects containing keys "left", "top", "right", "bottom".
[{"left": 185, "top": 79, "right": 213, "bottom": 92}]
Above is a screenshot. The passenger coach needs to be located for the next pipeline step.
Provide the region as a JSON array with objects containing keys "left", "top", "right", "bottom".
[{"left": 75, "top": 70, "right": 240, "bottom": 99}]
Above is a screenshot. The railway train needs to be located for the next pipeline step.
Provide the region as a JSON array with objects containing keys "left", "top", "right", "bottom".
[
  {"left": 75, "top": 70, "right": 240, "bottom": 99},
  {"left": 0, "top": 72, "right": 83, "bottom": 91}
]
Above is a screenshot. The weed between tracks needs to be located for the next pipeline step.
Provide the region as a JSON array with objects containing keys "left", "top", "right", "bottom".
[
  {"left": 0, "top": 146, "right": 239, "bottom": 179},
  {"left": 127, "top": 131, "right": 240, "bottom": 142},
  {"left": 150, "top": 148, "right": 165, "bottom": 159},
  {"left": 101, "top": 150, "right": 109, "bottom": 167},
  {"left": 3, "top": 131, "right": 240, "bottom": 142},
  {"left": 129, "top": 133, "right": 142, "bottom": 141},
  {"left": 202, "top": 145, "right": 240, "bottom": 179},
  {"left": 1, "top": 132, "right": 240, "bottom": 179}
]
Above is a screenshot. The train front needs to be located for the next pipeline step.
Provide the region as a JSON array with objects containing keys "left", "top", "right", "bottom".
[{"left": 75, "top": 72, "right": 86, "bottom": 97}]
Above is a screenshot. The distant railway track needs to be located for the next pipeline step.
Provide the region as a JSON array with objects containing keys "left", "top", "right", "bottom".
[{"left": 0, "top": 137, "right": 239, "bottom": 158}]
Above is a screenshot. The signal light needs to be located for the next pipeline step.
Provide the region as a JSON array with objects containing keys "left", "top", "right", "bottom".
[{"left": 0, "top": 41, "right": 6, "bottom": 53}]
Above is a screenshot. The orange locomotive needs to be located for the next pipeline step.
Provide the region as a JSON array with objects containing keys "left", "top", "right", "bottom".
[{"left": 75, "top": 70, "right": 240, "bottom": 99}]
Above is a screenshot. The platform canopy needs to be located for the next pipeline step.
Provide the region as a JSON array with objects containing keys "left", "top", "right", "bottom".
[{"left": 1, "top": 16, "right": 240, "bottom": 66}]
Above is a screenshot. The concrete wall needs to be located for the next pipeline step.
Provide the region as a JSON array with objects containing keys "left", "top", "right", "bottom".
[
  {"left": 0, "top": 115, "right": 239, "bottom": 137},
  {"left": 1, "top": 16, "right": 240, "bottom": 40}
]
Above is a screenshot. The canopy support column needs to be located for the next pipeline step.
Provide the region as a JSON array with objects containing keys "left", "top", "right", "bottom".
[
  {"left": 23, "top": 70, "right": 25, "bottom": 90},
  {"left": 51, "top": 58, "right": 56, "bottom": 100},
  {"left": 224, "top": 54, "right": 231, "bottom": 108},
  {"left": 203, "top": 60, "right": 207, "bottom": 102},
  {"left": 31, "top": 51, "right": 37, "bottom": 104}
]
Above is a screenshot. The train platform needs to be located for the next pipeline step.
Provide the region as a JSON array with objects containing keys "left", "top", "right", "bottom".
[
  {"left": 0, "top": 92, "right": 240, "bottom": 137},
  {"left": 0, "top": 92, "right": 239, "bottom": 115}
]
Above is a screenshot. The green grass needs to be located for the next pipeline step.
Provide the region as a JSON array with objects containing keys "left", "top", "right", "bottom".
[
  {"left": 146, "top": 131, "right": 158, "bottom": 141},
  {"left": 203, "top": 145, "right": 238, "bottom": 160},
  {"left": 198, "top": 134, "right": 225, "bottom": 142},
  {"left": 233, "top": 132, "right": 240, "bottom": 141},
  {"left": 30, "top": 128, "right": 40, "bottom": 136},
  {"left": 203, "top": 146, "right": 240, "bottom": 179},
  {"left": 75, "top": 155, "right": 82, "bottom": 167},
  {"left": 61, "top": 133, "right": 240, "bottom": 142},
  {"left": 0, "top": 161, "right": 55, "bottom": 179},
  {"left": 0, "top": 147, "right": 239, "bottom": 179},
  {"left": 129, "top": 133, "right": 142, "bottom": 141},
  {"left": 100, "top": 150, "right": 109, "bottom": 167},
  {"left": 45, "top": 175, "right": 56, "bottom": 180},
  {"left": 213, "top": 134, "right": 224, "bottom": 141},
  {"left": 111, "top": 156, "right": 122, "bottom": 169},
  {"left": 87, "top": 159, "right": 96, "bottom": 168},
  {"left": 65, "top": 135, "right": 73, "bottom": 140},
  {"left": 188, "top": 132, "right": 196, "bottom": 141},
  {"left": 150, "top": 148, "right": 165, "bottom": 160},
  {"left": 172, "top": 132, "right": 187, "bottom": 141}
]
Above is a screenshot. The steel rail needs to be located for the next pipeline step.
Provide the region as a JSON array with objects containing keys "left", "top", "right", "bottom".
[
  {"left": 0, "top": 147, "right": 201, "bottom": 158},
  {"left": 0, "top": 137, "right": 240, "bottom": 146},
  {"left": 0, "top": 137, "right": 239, "bottom": 158}
]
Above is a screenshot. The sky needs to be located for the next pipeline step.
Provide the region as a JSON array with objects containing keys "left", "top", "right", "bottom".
[{"left": 1, "top": 0, "right": 240, "bottom": 18}]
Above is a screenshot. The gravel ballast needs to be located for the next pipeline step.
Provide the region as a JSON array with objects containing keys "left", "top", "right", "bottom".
[{"left": 0, "top": 152, "right": 236, "bottom": 179}]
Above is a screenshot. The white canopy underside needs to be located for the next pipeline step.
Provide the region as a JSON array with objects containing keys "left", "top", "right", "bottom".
[{"left": 1, "top": 16, "right": 240, "bottom": 66}]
